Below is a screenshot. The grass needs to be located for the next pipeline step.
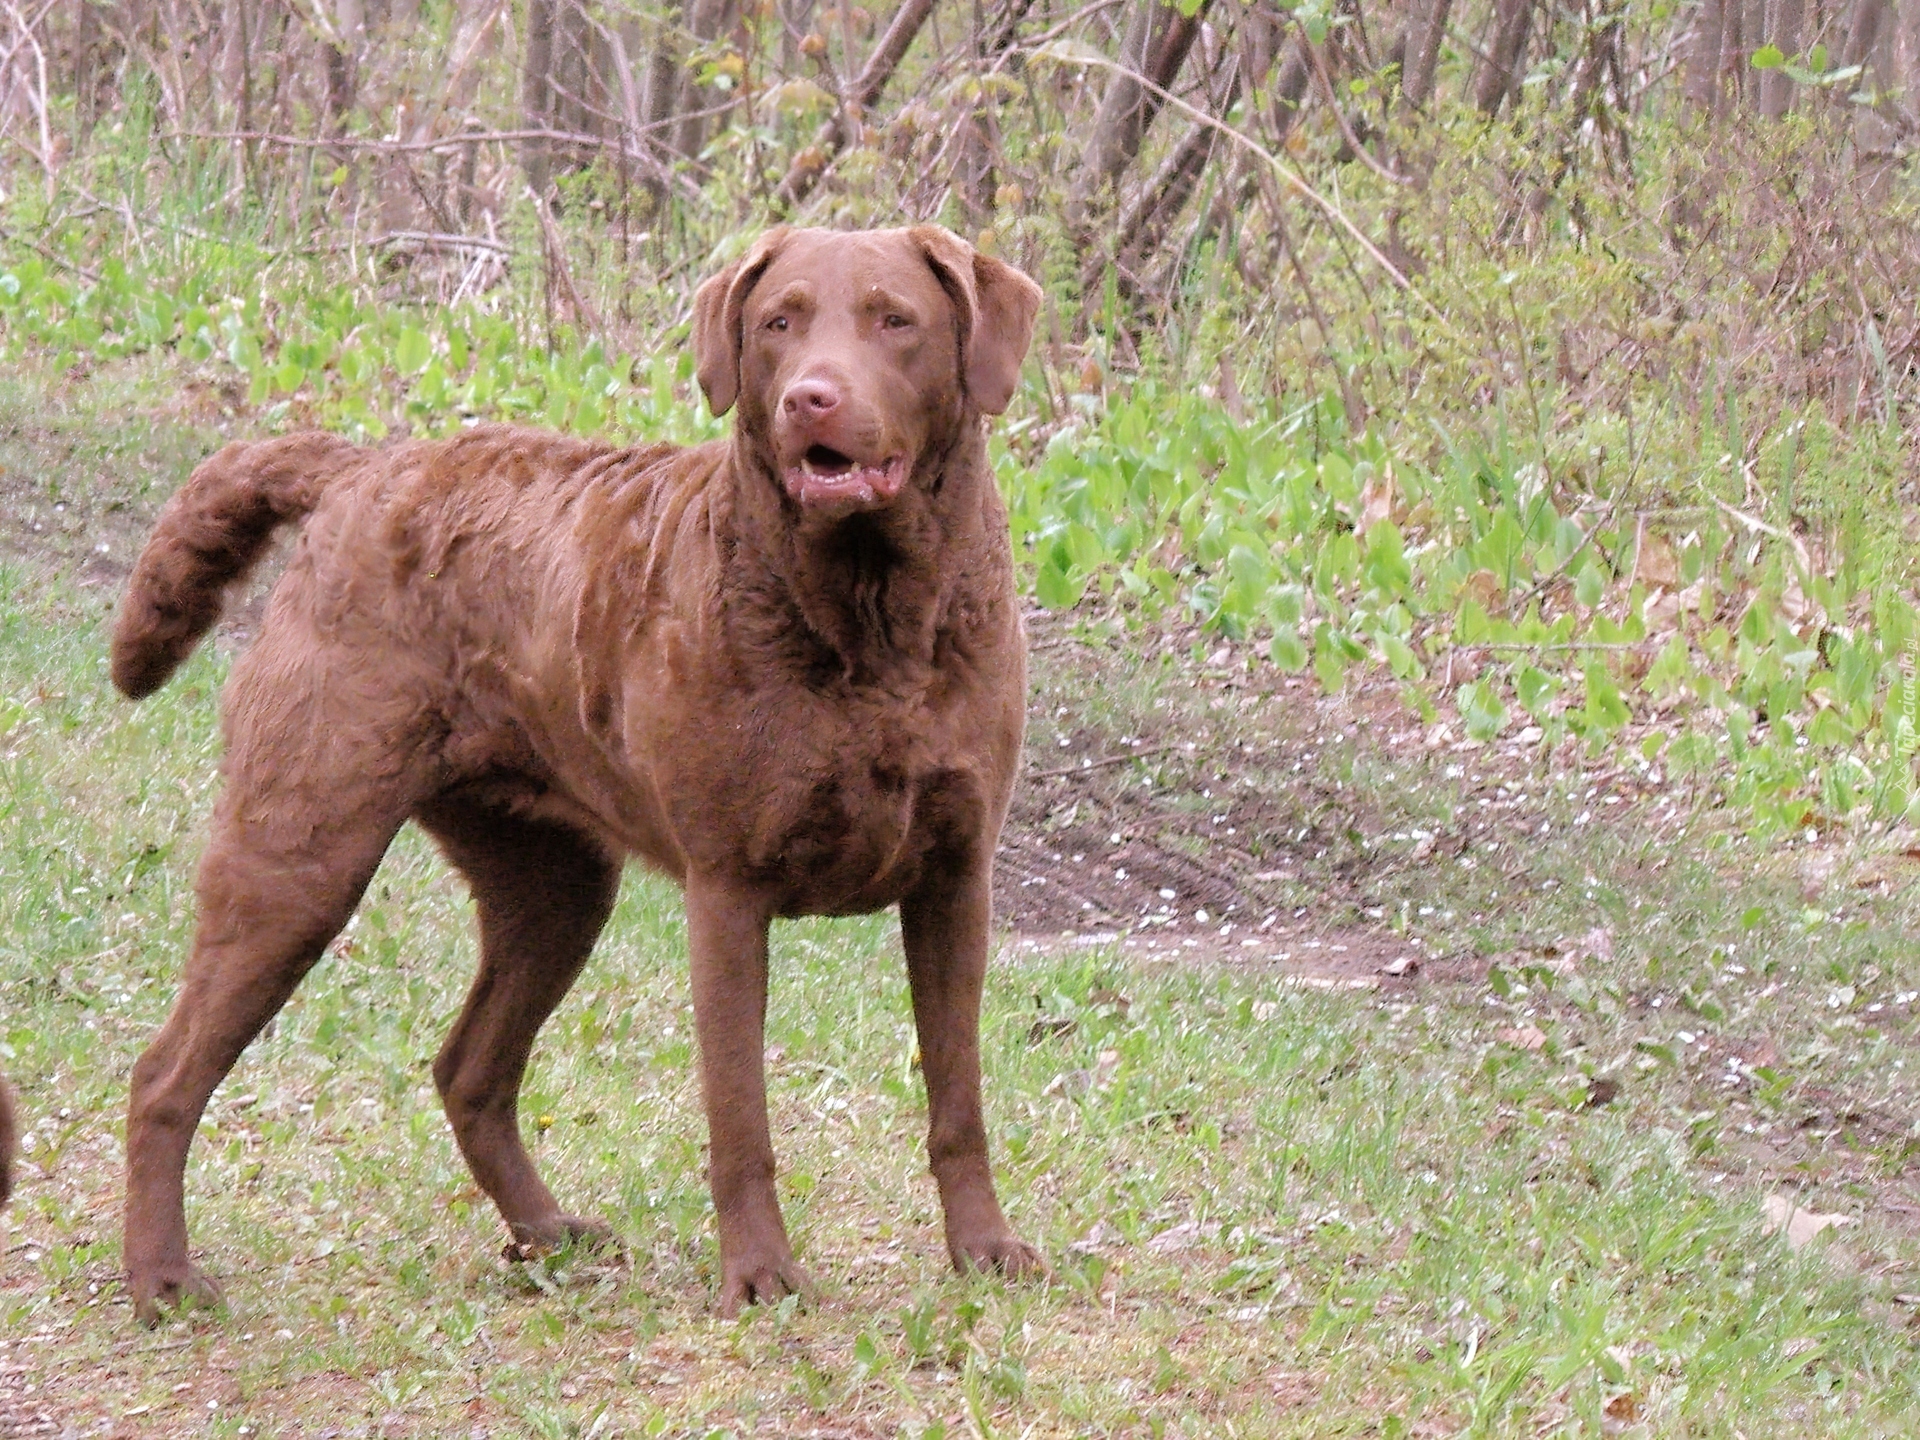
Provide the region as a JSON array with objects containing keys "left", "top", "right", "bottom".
[{"left": 5, "top": 369, "right": 1920, "bottom": 1436}]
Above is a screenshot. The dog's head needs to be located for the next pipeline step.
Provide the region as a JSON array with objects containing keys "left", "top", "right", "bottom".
[{"left": 693, "top": 226, "right": 1041, "bottom": 518}]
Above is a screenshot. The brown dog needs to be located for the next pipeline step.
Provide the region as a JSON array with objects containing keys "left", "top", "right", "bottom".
[{"left": 111, "top": 226, "right": 1044, "bottom": 1324}]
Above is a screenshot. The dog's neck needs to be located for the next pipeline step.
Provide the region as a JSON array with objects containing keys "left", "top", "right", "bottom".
[{"left": 727, "top": 424, "right": 997, "bottom": 689}]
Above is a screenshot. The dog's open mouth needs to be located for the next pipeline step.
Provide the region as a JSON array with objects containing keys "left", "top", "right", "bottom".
[{"left": 782, "top": 448, "right": 909, "bottom": 509}]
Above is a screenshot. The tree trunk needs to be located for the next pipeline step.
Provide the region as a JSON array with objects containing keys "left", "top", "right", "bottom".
[
  {"left": 670, "top": 0, "right": 740, "bottom": 167},
  {"left": 1268, "top": 29, "right": 1313, "bottom": 143},
  {"left": 1069, "top": 0, "right": 1214, "bottom": 231},
  {"left": 553, "top": 0, "right": 612, "bottom": 140},
  {"left": 1399, "top": 0, "right": 1452, "bottom": 109},
  {"left": 1473, "top": 0, "right": 1533, "bottom": 115},
  {"left": 955, "top": 0, "right": 997, "bottom": 228},
  {"left": 522, "top": 0, "right": 557, "bottom": 195},
  {"left": 1685, "top": 0, "right": 1727, "bottom": 109},
  {"left": 324, "top": 0, "right": 363, "bottom": 131},
  {"left": 775, "top": 0, "right": 940, "bottom": 209},
  {"left": 638, "top": 0, "right": 684, "bottom": 175},
  {"left": 1757, "top": 0, "right": 1803, "bottom": 115},
  {"left": 1112, "top": 57, "right": 1241, "bottom": 274},
  {"left": 1114, "top": 15, "right": 1278, "bottom": 285}
]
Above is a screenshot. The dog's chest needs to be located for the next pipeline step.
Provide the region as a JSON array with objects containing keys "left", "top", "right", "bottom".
[{"left": 738, "top": 702, "right": 989, "bottom": 915}]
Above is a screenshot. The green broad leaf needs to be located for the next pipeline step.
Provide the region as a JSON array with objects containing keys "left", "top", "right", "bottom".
[
  {"left": 225, "top": 329, "right": 262, "bottom": 376},
  {"left": 1516, "top": 663, "right": 1557, "bottom": 718},
  {"left": 1574, "top": 564, "right": 1605, "bottom": 609},
  {"left": 1666, "top": 732, "right": 1718, "bottom": 777},
  {"left": 1035, "top": 555, "right": 1085, "bottom": 610},
  {"left": 1456, "top": 598, "right": 1492, "bottom": 644},
  {"left": 1646, "top": 633, "right": 1692, "bottom": 696},
  {"left": 1269, "top": 627, "right": 1308, "bottom": 672},
  {"left": 1379, "top": 632, "right": 1421, "bottom": 680},
  {"left": 1458, "top": 679, "right": 1508, "bottom": 741},
  {"left": 1267, "top": 584, "right": 1305, "bottom": 627},
  {"left": 1312, "top": 644, "right": 1348, "bottom": 694},
  {"left": 1584, "top": 660, "right": 1630, "bottom": 736},
  {"left": 395, "top": 325, "right": 432, "bottom": 376},
  {"left": 1363, "top": 521, "right": 1411, "bottom": 596},
  {"left": 1751, "top": 43, "right": 1786, "bottom": 69},
  {"left": 1806, "top": 706, "right": 1855, "bottom": 747}
]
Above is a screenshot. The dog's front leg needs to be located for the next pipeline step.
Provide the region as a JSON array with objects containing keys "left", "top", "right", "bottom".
[
  {"left": 685, "top": 875, "right": 814, "bottom": 1313},
  {"left": 901, "top": 858, "right": 1046, "bottom": 1280}
]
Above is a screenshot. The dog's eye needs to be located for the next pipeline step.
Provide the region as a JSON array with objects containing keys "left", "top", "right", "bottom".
[{"left": 766, "top": 315, "right": 789, "bottom": 333}]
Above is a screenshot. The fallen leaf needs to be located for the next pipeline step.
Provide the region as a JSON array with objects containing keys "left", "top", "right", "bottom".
[
  {"left": 1634, "top": 533, "right": 1680, "bottom": 589},
  {"left": 1043, "top": 1068, "right": 1092, "bottom": 1097},
  {"left": 1603, "top": 1389, "right": 1642, "bottom": 1425},
  {"left": 1644, "top": 587, "right": 1680, "bottom": 630},
  {"left": 1582, "top": 1077, "right": 1621, "bottom": 1108},
  {"left": 1358, "top": 469, "right": 1397, "bottom": 531},
  {"left": 1068, "top": 1219, "right": 1117, "bottom": 1255},
  {"left": 1379, "top": 955, "right": 1420, "bottom": 978},
  {"left": 1761, "top": 1194, "right": 1856, "bottom": 1249},
  {"left": 1146, "top": 1219, "right": 1222, "bottom": 1254},
  {"left": 1459, "top": 568, "right": 1504, "bottom": 611},
  {"left": 1028, "top": 1016, "right": 1076, "bottom": 1043},
  {"left": 1495, "top": 1024, "right": 1547, "bottom": 1051}
]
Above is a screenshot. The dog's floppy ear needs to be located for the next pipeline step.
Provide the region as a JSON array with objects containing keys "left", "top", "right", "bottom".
[
  {"left": 909, "top": 226, "right": 1043, "bottom": 416},
  {"left": 693, "top": 226, "right": 792, "bottom": 417}
]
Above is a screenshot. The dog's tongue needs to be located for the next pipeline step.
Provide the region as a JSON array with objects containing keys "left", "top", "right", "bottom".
[{"left": 783, "top": 453, "right": 908, "bottom": 510}]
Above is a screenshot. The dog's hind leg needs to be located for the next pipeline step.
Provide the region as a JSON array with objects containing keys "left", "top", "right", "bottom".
[
  {"left": 416, "top": 798, "right": 621, "bottom": 1255},
  {"left": 125, "top": 779, "right": 409, "bottom": 1326}
]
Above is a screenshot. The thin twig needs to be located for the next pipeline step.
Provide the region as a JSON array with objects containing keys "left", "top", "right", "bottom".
[
  {"left": 165, "top": 124, "right": 714, "bottom": 203},
  {"left": 0, "top": 221, "right": 102, "bottom": 284},
  {"left": 1031, "top": 742, "right": 1181, "bottom": 780},
  {"left": 1015, "top": 43, "right": 1453, "bottom": 333},
  {"left": 372, "top": 230, "right": 512, "bottom": 255},
  {"left": 1305, "top": 40, "right": 1408, "bottom": 185}
]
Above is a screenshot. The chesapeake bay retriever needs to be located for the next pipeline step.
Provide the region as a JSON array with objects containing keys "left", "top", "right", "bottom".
[{"left": 111, "top": 225, "right": 1045, "bottom": 1324}]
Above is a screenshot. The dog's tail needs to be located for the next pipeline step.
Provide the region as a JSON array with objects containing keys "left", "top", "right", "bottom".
[{"left": 111, "top": 432, "right": 364, "bottom": 700}]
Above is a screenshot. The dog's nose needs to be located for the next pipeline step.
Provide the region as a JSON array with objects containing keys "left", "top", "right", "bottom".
[{"left": 782, "top": 377, "right": 841, "bottom": 418}]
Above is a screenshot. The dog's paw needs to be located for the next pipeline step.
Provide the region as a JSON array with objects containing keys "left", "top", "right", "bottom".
[
  {"left": 130, "top": 1264, "right": 225, "bottom": 1328},
  {"left": 717, "top": 1251, "right": 817, "bottom": 1317},
  {"left": 954, "top": 1233, "right": 1048, "bottom": 1281},
  {"left": 503, "top": 1214, "right": 621, "bottom": 1262}
]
